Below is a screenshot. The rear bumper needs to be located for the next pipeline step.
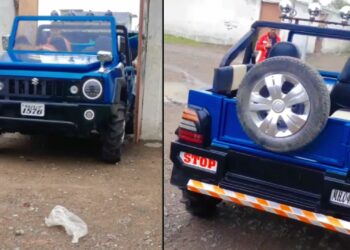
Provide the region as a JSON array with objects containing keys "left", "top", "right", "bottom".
[
  {"left": 187, "top": 179, "right": 350, "bottom": 235},
  {"left": 0, "top": 100, "right": 116, "bottom": 135},
  {"left": 170, "top": 141, "right": 350, "bottom": 223}
]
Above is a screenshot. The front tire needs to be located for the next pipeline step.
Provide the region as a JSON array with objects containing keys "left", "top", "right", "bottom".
[
  {"left": 101, "top": 108, "right": 126, "bottom": 163},
  {"left": 182, "top": 190, "right": 221, "bottom": 218}
]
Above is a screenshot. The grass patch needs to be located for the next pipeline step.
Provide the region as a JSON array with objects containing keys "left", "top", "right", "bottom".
[{"left": 164, "top": 34, "right": 200, "bottom": 46}]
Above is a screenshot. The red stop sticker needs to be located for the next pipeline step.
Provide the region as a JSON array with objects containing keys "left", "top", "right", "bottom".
[{"left": 179, "top": 152, "right": 217, "bottom": 173}]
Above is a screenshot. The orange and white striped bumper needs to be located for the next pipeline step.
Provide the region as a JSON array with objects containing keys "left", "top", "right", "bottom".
[{"left": 187, "top": 179, "right": 350, "bottom": 235}]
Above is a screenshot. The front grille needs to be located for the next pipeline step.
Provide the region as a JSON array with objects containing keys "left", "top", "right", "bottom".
[{"left": 0, "top": 78, "right": 79, "bottom": 100}]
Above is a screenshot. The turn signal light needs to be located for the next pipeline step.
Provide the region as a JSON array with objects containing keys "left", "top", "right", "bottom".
[{"left": 182, "top": 107, "right": 199, "bottom": 122}]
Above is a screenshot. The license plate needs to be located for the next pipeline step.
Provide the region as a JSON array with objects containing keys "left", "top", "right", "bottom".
[
  {"left": 21, "top": 102, "right": 45, "bottom": 117},
  {"left": 330, "top": 189, "right": 350, "bottom": 208},
  {"left": 179, "top": 152, "right": 218, "bottom": 173}
]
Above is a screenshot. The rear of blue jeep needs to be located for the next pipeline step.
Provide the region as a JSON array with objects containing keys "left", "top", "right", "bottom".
[
  {"left": 0, "top": 15, "right": 136, "bottom": 163},
  {"left": 170, "top": 20, "right": 350, "bottom": 234}
]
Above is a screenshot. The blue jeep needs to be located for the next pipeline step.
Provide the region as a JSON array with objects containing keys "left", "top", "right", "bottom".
[
  {"left": 0, "top": 14, "right": 137, "bottom": 163},
  {"left": 170, "top": 4, "right": 350, "bottom": 235}
]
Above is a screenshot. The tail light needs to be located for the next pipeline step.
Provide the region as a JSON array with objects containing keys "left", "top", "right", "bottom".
[
  {"left": 178, "top": 128, "right": 204, "bottom": 144},
  {"left": 177, "top": 107, "right": 210, "bottom": 146}
]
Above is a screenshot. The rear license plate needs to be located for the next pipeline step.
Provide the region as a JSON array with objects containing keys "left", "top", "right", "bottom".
[
  {"left": 330, "top": 189, "right": 350, "bottom": 208},
  {"left": 179, "top": 151, "right": 218, "bottom": 173},
  {"left": 21, "top": 102, "right": 45, "bottom": 117}
]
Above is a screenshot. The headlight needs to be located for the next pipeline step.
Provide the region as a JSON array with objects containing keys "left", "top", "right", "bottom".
[
  {"left": 70, "top": 85, "right": 79, "bottom": 95},
  {"left": 308, "top": 2, "right": 322, "bottom": 20},
  {"left": 82, "top": 79, "right": 102, "bottom": 100},
  {"left": 279, "top": 0, "right": 293, "bottom": 17},
  {"left": 340, "top": 6, "right": 350, "bottom": 23},
  {"left": 0, "top": 81, "right": 4, "bottom": 91}
]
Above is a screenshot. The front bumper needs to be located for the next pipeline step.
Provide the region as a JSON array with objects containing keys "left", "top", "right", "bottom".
[
  {"left": 170, "top": 141, "right": 350, "bottom": 232},
  {"left": 0, "top": 100, "right": 116, "bottom": 135}
]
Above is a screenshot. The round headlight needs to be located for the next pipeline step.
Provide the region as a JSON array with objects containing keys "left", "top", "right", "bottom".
[
  {"left": 70, "top": 85, "right": 79, "bottom": 95},
  {"left": 279, "top": 0, "right": 293, "bottom": 17},
  {"left": 0, "top": 82, "right": 4, "bottom": 91},
  {"left": 308, "top": 2, "right": 322, "bottom": 20},
  {"left": 84, "top": 109, "right": 95, "bottom": 121},
  {"left": 340, "top": 6, "right": 350, "bottom": 23},
  {"left": 82, "top": 79, "right": 102, "bottom": 100}
]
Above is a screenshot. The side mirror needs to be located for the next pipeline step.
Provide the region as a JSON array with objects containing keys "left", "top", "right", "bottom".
[
  {"left": 2, "top": 35, "right": 9, "bottom": 51},
  {"left": 97, "top": 51, "right": 113, "bottom": 72}
]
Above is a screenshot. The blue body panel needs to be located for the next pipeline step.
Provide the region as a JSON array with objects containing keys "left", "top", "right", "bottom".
[
  {"left": 0, "top": 51, "right": 101, "bottom": 72},
  {"left": 0, "top": 67, "right": 122, "bottom": 104},
  {"left": 188, "top": 89, "right": 350, "bottom": 175},
  {"left": 0, "top": 15, "right": 128, "bottom": 104}
]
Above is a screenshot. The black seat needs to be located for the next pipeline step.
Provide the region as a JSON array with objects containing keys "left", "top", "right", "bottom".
[
  {"left": 338, "top": 58, "right": 350, "bottom": 83},
  {"left": 267, "top": 42, "right": 301, "bottom": 59},
  {"left": 330, "top": 58, "right": 350, "bottom": 113}
]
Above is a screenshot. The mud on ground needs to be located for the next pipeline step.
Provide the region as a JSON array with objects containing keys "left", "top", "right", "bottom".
[{"left": 0, "top": 134, "right": 162, "bottom": 250}]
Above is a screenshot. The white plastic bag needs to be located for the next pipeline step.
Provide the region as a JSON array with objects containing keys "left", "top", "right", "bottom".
[{"left": 45, "top": 205, "right": 88, "bottom": 243}]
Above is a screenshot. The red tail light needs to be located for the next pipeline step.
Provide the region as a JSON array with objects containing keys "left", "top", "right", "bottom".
[
  {"left": 177, "top": 107, "right": 209, "bottom": 145},
  {"left": 178, "top": 128, "right": 204, "bottom": 145}
]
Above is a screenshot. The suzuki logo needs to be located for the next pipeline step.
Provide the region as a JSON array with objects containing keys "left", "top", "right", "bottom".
[{"left": 32, "top": 78, "right": 39, "bottom": 86}]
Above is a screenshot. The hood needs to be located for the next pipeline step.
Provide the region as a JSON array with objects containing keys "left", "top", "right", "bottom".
[{"left": 0, "top": 51, "right": 101, "bottom": 72}]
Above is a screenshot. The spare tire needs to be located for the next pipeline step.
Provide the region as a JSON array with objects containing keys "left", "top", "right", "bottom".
[{"left": 236, "top": 56, "right": 330, "bottom": 152}]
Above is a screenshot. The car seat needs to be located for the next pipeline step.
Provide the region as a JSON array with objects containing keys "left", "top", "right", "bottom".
[
  {"left": 267, "top": 42, "right": 301, "bottom": 59},
  {"left": 330, "top": 58, "right": 350, "bottom": 113}
]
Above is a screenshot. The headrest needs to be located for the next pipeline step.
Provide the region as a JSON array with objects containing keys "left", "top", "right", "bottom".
[
  {"left": 338, "top": 58, "right": 350, "bottom": 84},
  {"left": 268, "top": 42, "right": 301, "bottom": 59},
  {"left": 212, "top": 64, "right": 253, "bottom": 95}
]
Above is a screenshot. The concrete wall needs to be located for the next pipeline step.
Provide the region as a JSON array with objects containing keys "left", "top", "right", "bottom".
[
  {"left": 0, "top": 0, "right": 16, "bottom": 50},
  {"left": 164, "top": 0, "right": 261, "bottom": 45},
  {"left": 140, "top": 0, "right": 162, "bottom": 140}
]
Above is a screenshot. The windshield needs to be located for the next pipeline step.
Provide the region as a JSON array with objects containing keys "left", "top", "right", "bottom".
[{"left": 12, "top": 19, "right": 114, "bottom": 54}]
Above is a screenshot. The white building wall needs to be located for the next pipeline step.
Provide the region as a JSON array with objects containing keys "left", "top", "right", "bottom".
[
  {"left": 0, "top": 0, "right": 15, "bottom": 51},
  {"left": 164, "top": 0, "right": 261, "bottom": 45}
]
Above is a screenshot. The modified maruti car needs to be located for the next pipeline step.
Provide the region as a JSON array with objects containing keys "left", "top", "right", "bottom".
[
  {"left": 170, "top": 2, "right": 350, "bottom": 235},
  {"left": 0, "top": 11, "right": 138, "bottom": 163}
]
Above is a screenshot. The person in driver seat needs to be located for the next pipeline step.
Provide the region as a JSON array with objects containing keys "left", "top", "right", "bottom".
[
  {"left": 256, "top": 28, "right": 281, "bottom": 63},
  {"left": 42, "top": 28, "right": 72, "bottom": 52},
  {"left": 50, "top": 36, "right": 68, "bottom": 52}
]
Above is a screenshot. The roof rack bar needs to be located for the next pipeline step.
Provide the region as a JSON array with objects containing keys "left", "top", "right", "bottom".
[{"left": 281, "top": 16, "right": 350, "bottom": 27}]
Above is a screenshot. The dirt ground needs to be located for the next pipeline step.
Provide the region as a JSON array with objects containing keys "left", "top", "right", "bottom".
[
  {"left": 0, "top": 134, "right": 162, "bottom": 249},
  {"left": 164, "top": 42, "right": 350, "bottom": 250}
]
